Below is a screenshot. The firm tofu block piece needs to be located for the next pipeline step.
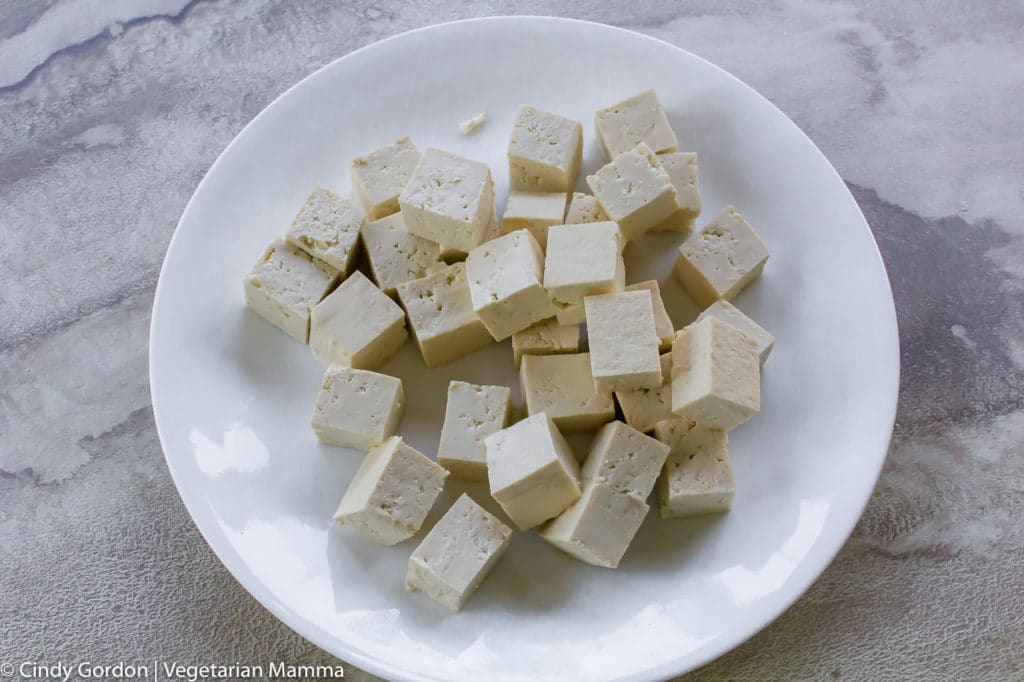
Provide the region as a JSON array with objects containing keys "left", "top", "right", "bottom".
[
  {"left": 674, "top": 206, "right": 769, "bottom": 307},
  {"left": 243, "top": 238, "right": 341, "bottom": 343},
  {"left": 485, "top": 412, "right": 581, "bottom": 529},
  {"left": 309, "top": 271, "right": 407, "bottom": 369},
  {"left": 361, "top": 213, "right": 446, "bottom": 296},
  {"left": 465, "top": 229, "right": 557, "bottom": 341},
  {"left": 507, "top": 105, "right": 583, "bottom": 193},
  {"left": 439, "top": 199, "right": 500, "bottom": 263},
  {"left": 540, "top": 421, "right": 668, "bottom": 568},
  {"left": 501, "top": 191, "right": 568, "bottom": 249},
  {"left": 671, "top": 317, "right": 761, "bottom": 430},
  {"left": 651, "top": 152, "right": 701, "bottom": 232},
  {"left": 539, "top": 483, "right": 648, "bottom": 569},
  {"left": 351, "top": 137, "right": 421, "bottom": 220},
  {"left": 437, "top": 381, "right": 512, "bottom": 481},
  {"left": 696, "top": 299, "right": 775, "bottom": 366},
  {"left": 594, "top": 89, "right": 678, "bottom": 160},
  {"left": 625, "top": 279, "right": 674, "bottom": 351},
  {"left": 310, "top": 366, "right": 404, "bottom": 450},
  {"left": 654, "top": 419, "right": 734, "bottom": 518},
  {"left": 564, "top": 192, "right": 609, "bottom": 224},
  {"left": 406, "top": 494, "right": 513, "bottom": 612},
  {"left": 334, "top": 436, "right": 448, "bottom": 545},
  {"left": 544, "top": 222, "right": 625, "bottom": 325},
  {"left": 587, "top": 143, "right": 679, "bottom": 241},
  {"left": 396, "top": 262, "right": 493, "bottom": 368},
  {"left": 585, "top": 290, "right": 663, "bottom": 392},
  {"left": 520, "top": 353, "right": 615, "bottom": 434},
  {"left": 399, "top": 147, "right": 495, "bottom": 252},
  {"left": 511, "top": 317, "right": 580, "bottom": 368},
  {"left": 284, "top": 187, "right": 364, "bottom": 273},
  {"left": 581, "top": 420, "right": 670, "bottom": 497},
  {"left": 614, "top": 353, "right": 673, "bottom": 434}
]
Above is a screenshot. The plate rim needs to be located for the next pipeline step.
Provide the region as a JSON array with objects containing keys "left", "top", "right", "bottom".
[{"left": 149, "top": 14, "right": 900, "bottom": 681}]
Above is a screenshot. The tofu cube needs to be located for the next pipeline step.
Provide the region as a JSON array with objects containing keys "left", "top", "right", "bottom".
[
  {"left": 540, "top": 421, "right": 668, "bottom": 568},
  {"left": 507, "top": 104, "right": 583, "bottom": 193},
  {"left": 465, "top": 229, "right": 557, "bottom": 341},
  {"left": 671, "top": 317, "right": 760, "bottom": 430},
  {"left": 587, "top": 143, "right": 679, "bottom": 241},
  {"left": 334, "top": 436, "right": 448, "bottom": 545},
  {"left": 614, "top": 353, "right": 673, "bottom": 434},
  {"left": 309, "top": 271, "right": 407, "bottom": 370},
  {"left": 511, "top": 317, "right": 580, "bottom": 368},
  {"left": 406, "top": 493, "right": 513, "bottom": 612},
  {"left": 351, "top": 137, "right": 421, "bottom": 220},
  {"left": 624, "top": 279, "right": 674, "bottom": 351},
  {"left": 284, "top": 187, "right": 364, "bottom": 273},
  {"left": 674, "top": 206, "right": 769, "bottom": 307},
  {"left": 696, "top": 299, "right": 775, "bottom": 366},
  {"left": 539, "top": 484, "right": 648, "bottom": 569},
  {"left": 544, "top": 222, "right": 625, "bottom": 325},
  {"left": 396, "top": 262, "right": 493, "bottom": 368},
  {"left": 437, "top": 381, "right": 512, "bottom": 481},
  {"left": 564, "top": 192, "right": 609, "bottom": 225},
  {"left": 580, "top": 420, "right": 670, "bottom": 497},
  {"left": 520, "top": 353, "right": 615, "bottom": 434},
  {"left": 654, "top": 419, "right": 734, "bottom": 518},
  {"left": 501, "top": 191, "right": 568, "bottom": 250},
  {"left": 485, "top": 412, "right": 581, "bottom": 529},
  {"left": 243, "top": 238, "right": 341, "bottom": 343},
  {"left": 439, "top": 199, "right": 500, "bottom": 263},
  {"left": 585, "top": 290, "right": 663, "bottom": 392},
  {"left": 399, "top": 147, "right": 494, "bottom": 253},
  {"left": 651, "top": 152, "right": 701, "bottom": 232},
  {"left": 310, "top": 366, "right": 404, "bottom": 450},
  {"left": 361, "top": 213, "right": 446, "bottom": 297},
  {"left": 594, "top": 89, "right": 678, "bottom": 160}
]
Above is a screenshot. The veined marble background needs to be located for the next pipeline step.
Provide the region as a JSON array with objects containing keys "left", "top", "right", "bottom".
[{"left": 2, "top": 1, "right": 1022, "bottom": 680}]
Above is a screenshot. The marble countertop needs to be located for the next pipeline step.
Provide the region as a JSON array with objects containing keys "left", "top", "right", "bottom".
[{"left": 2, "top": 1, "right": 1022, "bottom": 679}]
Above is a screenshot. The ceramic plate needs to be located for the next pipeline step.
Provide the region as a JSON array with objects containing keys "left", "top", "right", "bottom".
[{"left": 150, "top": 16, "right": 899, "bottom": 682}]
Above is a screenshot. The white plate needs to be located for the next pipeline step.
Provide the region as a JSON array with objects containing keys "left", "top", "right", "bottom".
[{"left": 150, "top": 16, "right": 899, "bottom": 682}]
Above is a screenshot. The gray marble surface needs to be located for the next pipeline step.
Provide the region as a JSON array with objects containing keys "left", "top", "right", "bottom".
[{"left": 2, "top": 1, "right": 1022, "bottom": 680}]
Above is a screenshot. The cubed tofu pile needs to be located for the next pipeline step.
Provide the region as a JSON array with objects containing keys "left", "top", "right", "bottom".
[{"left": 242, "top": 89, "right": 775, "bottom": 612}]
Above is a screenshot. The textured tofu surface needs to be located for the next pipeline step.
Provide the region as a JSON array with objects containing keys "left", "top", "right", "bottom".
[
  {"left": 654, "top": 418, "right": 734, "bottom": 518},
  {"left": 285, "top": 186, "right": 365, "bottom": 273},
  {"left": 675, "top": 206, "right": 769, "bottom": 306},
  {"left": 310, "top": 366, "right": 404, "bottom": 451},
  {"left": 594, "top": 89, "right": 678, "bottom": 159},
  {"left": 243, "top": 238, "right": 341, "bottom": 342},
  {"left": 361, "top": 213, "right": 445, "bottom": 296},
  {"left": 585, "top": 290, "right": 663, "bottom": 392},
  {"left": 309, "top": 271, "right": 407, "bottom": 370},
  {"left": 508, "top": 105, "right": 583, "bottom": 193},
  {"left": 564, "top": 192, "right": 609, "bottom": 224},
  {"left": 334, "top": 436, "right": 448, "bottom": 545},
  {"left": 614, "top": 353, "right": 673, "bottom": 434},
  {"left": 671, "top": 317, "right": 761, "bottom": 430},
  {"left": 651, "top": 152, "right": 701, "bottom": 232},
  {"left": 399, "top": 147, "right": 494, "bottom": 252},
  {"left": 587, "top": 143, "right": 680, "bottom": 240},
  {"left": 624, "top": 279, "right": 674, "bottom": 350},
  {"left": 520, "top": 353, "right": 615, "bottom": 433},
  {"left": 396, "top": 262, "right": 493, "bottom": 368},
  {"left": 485, "top": 412, "right": 582, "bottom": 529},
  {"left": 544, "top": 222, "right": 625, "bottom": 325},
  {"left": 406, "top": 494, "right": 513, "bottom": 612},
  {"left": 437, "top": 381, "right": 512, "bottom": 481},
  {"left": 501, "top": 190, "right": 568, "bottom": 249},
  {"left": 351, "top": 137, "right": 421, "bottom": 220},
  {"left": 696, "top": 299, "right": 775, "bottom": 366},
  {"left": 511, "top": 318, "right": 580, "bottom": 368},
  {"left": 465, "top": 229, "right": 557, "bottom": 340}
]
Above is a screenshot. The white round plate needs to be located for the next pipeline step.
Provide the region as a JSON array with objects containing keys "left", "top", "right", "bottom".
[{"left": 150, "top": 16, "right": 899, "bottom": 682}]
